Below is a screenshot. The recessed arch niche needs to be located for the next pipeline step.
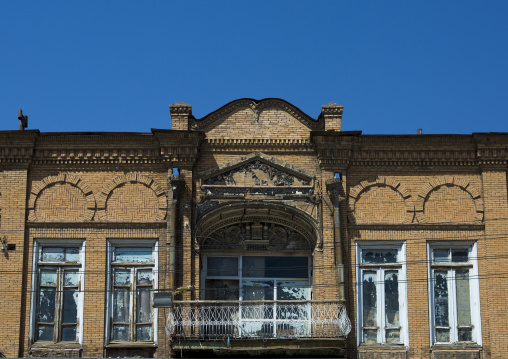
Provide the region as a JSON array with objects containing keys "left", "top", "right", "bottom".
[{"left": 195, "top": 202, "right": 320, "bottom": 252}]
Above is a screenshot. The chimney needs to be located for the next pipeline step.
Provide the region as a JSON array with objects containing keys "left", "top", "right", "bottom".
[
  {"left": 417, "top": 129, "right": 422, "bottom": 135},
  {"left": 321, "top": 102, "right": 343, "bottom": 131},
  {"left": 18, "top": 109, "right": 28, "bottom": 130},
  {"left": 169, "top": 102, "right": 192, "bottom": 130}
]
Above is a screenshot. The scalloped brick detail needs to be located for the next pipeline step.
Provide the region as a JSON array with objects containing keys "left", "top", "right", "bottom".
[
  {"left": 348, "top": 177, "right": 413, "bottom": 224},
  {"left": 98, "top": 173, "right": 167, "bottom": 222},
  {"left": 28, "top": 173, "right": 97, "bottom": 222},
  {"left": 416, "top": 176, "right": 483, "bottom": 223}
]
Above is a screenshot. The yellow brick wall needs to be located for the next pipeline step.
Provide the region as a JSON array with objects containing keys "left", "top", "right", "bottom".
[{"left": 0, "top": 102, "right": 506, "bottom": 359}]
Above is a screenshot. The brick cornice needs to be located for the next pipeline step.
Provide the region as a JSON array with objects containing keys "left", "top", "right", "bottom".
[
  {"left": 202, "top": 138, "right": 315, "bottom": 153},
  {"left": 0, "top": 130, "right": 204, "bottom": 166},
  {"left": 312, "top": 133, "right": 508, "bottom": 169},
  {"left": 0, "top": 130, "right": 39, "bottom": 164}
]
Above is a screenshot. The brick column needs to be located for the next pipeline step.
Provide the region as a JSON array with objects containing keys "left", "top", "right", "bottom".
[
  {"left": 480, "top": 168, "right": 508, "bottom": 358},
  {"left": 0, "top": 165, "right": 29, "bottom": 357}
]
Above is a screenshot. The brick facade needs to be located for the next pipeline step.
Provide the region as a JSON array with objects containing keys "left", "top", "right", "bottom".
[{"left": 0, "top": 99, "right": 506, "bottom": 358}]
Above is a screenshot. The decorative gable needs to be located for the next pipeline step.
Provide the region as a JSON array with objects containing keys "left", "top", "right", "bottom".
[{"left": 200, "top": 152, "right": 313, "bottom": 187}]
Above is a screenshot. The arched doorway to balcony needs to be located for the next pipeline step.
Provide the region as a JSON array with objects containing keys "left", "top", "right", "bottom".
[{"left": 167, "top": 202, "right": 349, "bottom": 354}]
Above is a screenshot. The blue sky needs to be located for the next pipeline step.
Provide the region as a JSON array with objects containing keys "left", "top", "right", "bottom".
[{"left": 1, "top": 1, "right": 507, "bottom": 134}]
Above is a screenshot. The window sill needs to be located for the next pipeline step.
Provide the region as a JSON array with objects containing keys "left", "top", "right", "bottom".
[
  {"left": 31, "top": 342, "right": 81, "bottom": 349},
  {"left": 106, "top": 342, "right": 157, "bottom": 348},
  {"left": 358, "top": 343, "right": 407, "bottom": 349},
  {"left": 431, "top": 343, "right": 481, "bottom": 350}
]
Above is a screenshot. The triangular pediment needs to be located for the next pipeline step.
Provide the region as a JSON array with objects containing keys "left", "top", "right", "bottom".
[{"left": 200, "top": 153, "right": 313, "bottom": 187}]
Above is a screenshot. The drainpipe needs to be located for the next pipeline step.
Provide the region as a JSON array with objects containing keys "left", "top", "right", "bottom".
[
  {"left": 168, "top": 172, "right": 184, "bottom": 292},
  {"left": 327, "top": 177, "right": 344, "bottom": 301}
]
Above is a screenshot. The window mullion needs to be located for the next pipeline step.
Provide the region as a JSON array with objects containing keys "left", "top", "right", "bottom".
[
  {"left": 449, "top": 268, "right": 458, "bottom": 343},
  {"left": 55, "top": 267, "right": 62, "bottom": 343},
  {"left": 130, "top": 267, "right": 135, "bottom": 342},
  {"left": 378, "top": 268, "right": 384, "bottom": 343}
]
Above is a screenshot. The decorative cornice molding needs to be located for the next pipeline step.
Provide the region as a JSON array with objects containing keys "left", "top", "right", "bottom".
[
  {"left": 202, "top": 138, "right": 315, "bottom": 152},
  {"left": 189, "top": 98, "right": 324, "bottom": 130}
]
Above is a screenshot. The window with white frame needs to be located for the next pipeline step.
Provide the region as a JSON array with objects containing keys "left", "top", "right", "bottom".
[
  {"left": 356, "top": 243, "right": 408, "bottom": 345},
  {"left": 107, "top": 241, "right": 158, "bottom": 343},
  {"left": 31, "top": 240, "right": 85, "bottom": 343},
  {"left": 202, "top": 255, "right": 311, "bottom": 337},
  {"left": 428, "top": 243, "right": 481, "bottom": 345}
]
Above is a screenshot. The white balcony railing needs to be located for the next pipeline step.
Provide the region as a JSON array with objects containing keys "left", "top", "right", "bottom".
[{"left": 166, "top": 300, "right": 351, "bottom": 339}]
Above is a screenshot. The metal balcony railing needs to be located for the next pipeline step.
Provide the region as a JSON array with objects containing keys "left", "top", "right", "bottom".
[{"left": 166, "top": 300, "right": 351, "bottom": 339}]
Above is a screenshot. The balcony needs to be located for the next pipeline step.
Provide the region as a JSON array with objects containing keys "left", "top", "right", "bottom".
[{"left": 166, "top": 300, "right": 351, "bottom": 340}]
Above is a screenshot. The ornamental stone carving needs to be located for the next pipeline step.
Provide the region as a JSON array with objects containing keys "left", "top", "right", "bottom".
[
  {"left": 196, "top": 202, "right": 320, "bottom": 251},
  {"left": 201, "top": 152, "right": 313, "bottom": 187},
  {"left": 202, "top": 222, "right": 311, "bottom": 251}
]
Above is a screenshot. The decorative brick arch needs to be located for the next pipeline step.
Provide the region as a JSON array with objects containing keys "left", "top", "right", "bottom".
[
  {"left": 415, "top": 176, "right": 484, "bottom": 223},
  {"left": 348, "top": 177, "right": 413, "bottom": 224},
  {"left": 96, "top": 173, "right": 167, "bottom": 221},
  {"left": 28, "top": 173, "right": 96, "bottom": 221}
]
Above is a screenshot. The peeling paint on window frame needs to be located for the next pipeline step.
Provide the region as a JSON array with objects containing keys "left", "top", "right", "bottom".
[
  {"left": 105, "top": 239, "right": 158, "bottom": 345},
  {"left": 29, "top": 239, "right": 86, "bottom": 345},
  {"left": 427, "top": 242, "right": 482, "bottom": 346}
]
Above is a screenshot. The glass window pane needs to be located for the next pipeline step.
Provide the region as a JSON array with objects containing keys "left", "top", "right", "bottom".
[
  {"left": 136, "top": 325, "right": 152, "bottom": 341},
  {"left": 384, "top": 271, "right": 400, "bottom": 328},
  {"left": 38, "top": 288, "right": 56, "bottom": 322},
  {"left": 434, "top": 250, "right": 449, "bottom": 262},
  {"left": 243, "top": 256, "right": 308, "bottom": 278},
  {"left": 362, "top": 329, "right": 377, "bottom": 344},
  {"left": 242, "top": 280, "right": 274, "bottom": 300},
  {"left": 362, "top": 250, "right": 397, "bottom": 264},
  {"left": 40, "top": 270, "right": 57, "bottom": 286},
  {"left": 136, "top": 288, "right": 153, "bottom": 323},
  {"left": 42, "top": 248, "right": 64, "bottom": 262},
  {"left": 205, "top": 279, "right": 239, "bottom": 300},
  {"left": 276, "top": 281, "right": 310, "bottom": 301},
  {"left": 62, "top": 289, "right": 78, "bottom": 323},
  {"left": 64, "top": 270, "right": 79, "bottom": 286},
  {"left": 243, "top": 256, "right": 264, "bottom": 277},
  {"left": 113, "top": 288, "right": 130, "bottom": 323},
  {"left": 458, "top": 328, "right": 473, "bottom": 342},
  {"left": 265, "top": 257, "right": 308, "bottom": 278},
  {"left": 137, "top": 270, "right": 153, "bottom": 285},
  {"left": 362, "top": 271, "right": 377, "bottom": 328},
  {"left": 207, "top": 257, "right": 238, "bottom": 276},
  {"left": 434, "top": 271, "right": 449, "bottom": 327},
  {"left": 64, "top": 248, "right": 80, "bottom": 262},
  {"left": 114, "top": 270, "right": 131, "bottom": 285},
  {"left": 61, "top": 326, "right": 77, "bottom": 341},
  {"left": 115, "top": 247, "right": 152, "bottom": 263},
  {"left": 112, "top": 325, "right": 129, "bottom": 341},
  {"left": 456, "top": 270, "right": 472, "bottom": 327},
  {"left": 385, "top": 329, "right": 401, "bottom": 344},
  {"left": 452, "top": 250, "right": 468, "bottom": 263},
  {"left": 436, "top": 328, "right": 450, "bottom": 343},
  {"left": 37, "top": 325, "right": 54, "bottom": 341}
]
